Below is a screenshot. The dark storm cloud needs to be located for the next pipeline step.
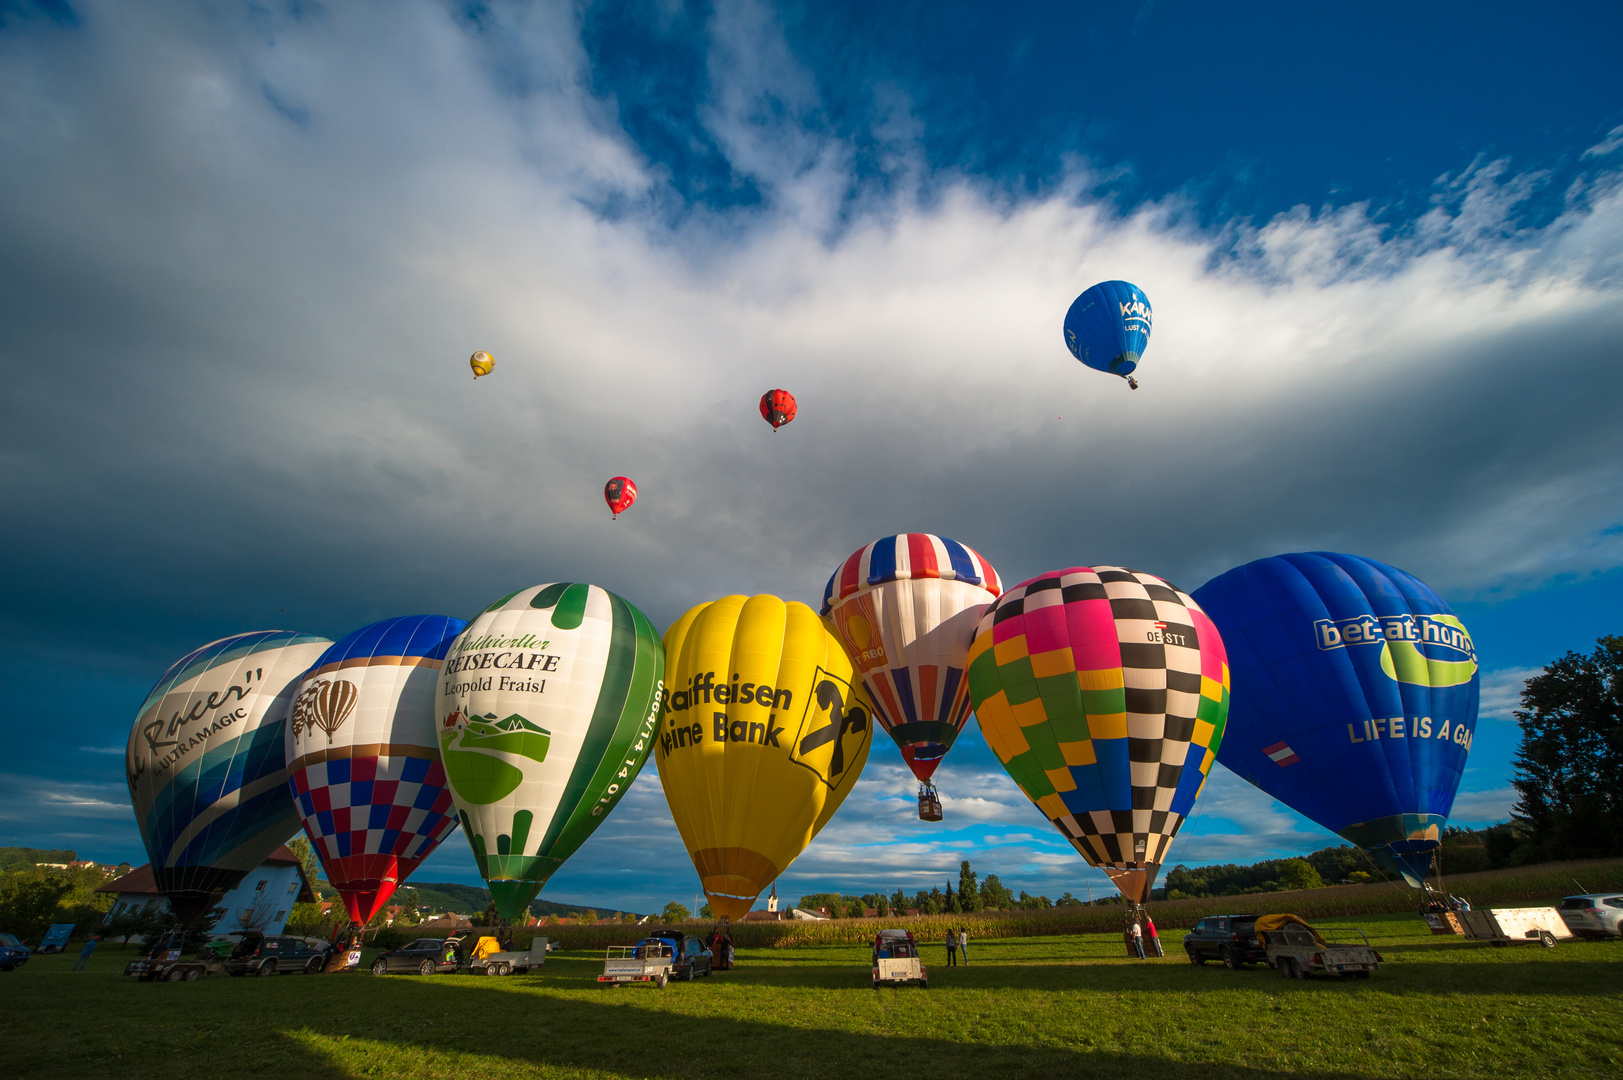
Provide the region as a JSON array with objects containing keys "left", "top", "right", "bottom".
[{"left": 3, "top": 1, "right": 1622, "bottom": 898}]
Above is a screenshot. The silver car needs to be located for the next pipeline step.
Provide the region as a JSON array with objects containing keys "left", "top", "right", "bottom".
[{"left": 1556, "top": 895, "right": 1623, "bottom": 939}]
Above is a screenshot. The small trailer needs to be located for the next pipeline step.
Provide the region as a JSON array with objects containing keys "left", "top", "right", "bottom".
[
  {"left": 465, "top": 934, "right": 547, "bottom": 975},
  {"left": 601, "top": 939, "right": 676, "bottom": 988},
  {"left": 1458, "top": 907, "right": 1572, "bottom": 948},
  {"left": 123, "top": 931, "right": 220, "bottom": 982},
  {"left": 872, "top": 929, "right": 928, "bottom": 989},
  {"left": 1256, "top": 914, "right": 1382, "bottom": 980}
]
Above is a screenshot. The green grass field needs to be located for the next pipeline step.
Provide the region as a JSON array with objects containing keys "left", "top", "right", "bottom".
[{"left": 3, "top": 913, "right": 1618, "bottom": 1080}]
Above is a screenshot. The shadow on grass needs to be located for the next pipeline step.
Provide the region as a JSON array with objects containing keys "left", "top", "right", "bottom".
[{"left": 280, "top": 979, "right": 1377, "bottom": 1080}]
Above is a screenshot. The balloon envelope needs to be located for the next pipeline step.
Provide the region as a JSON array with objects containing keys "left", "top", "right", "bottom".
[
  {"left": 821, "top": 533, "right": 1002, "bottom": 783},
  {"left": 760, "top": 389, "right": 797, "bottom": 431},
  {"left": 659, "top": 594, "right": 874, "bottom": 918},
  {"left": 1063, "top": 280, "right": 1152, "bottom": 382},
  {"left": 470, "top": 351, "right": 495, "bottom": 378},
  {"left": 968, "top": 567, "right": 1228, "bottom": 902},
  {"left": 127, "top": 630, "right": 332, "bottom": 923},
  {"left": 286, "top": 615, "right": 467, "bottom": 925},
  {"left": 437, "top": 583, "right": 664, "bottom": 919},
  {"left": 604, "top": 476, "right": 637, "bottom": 518},
  {"left": 1191, "top": 553, "right": 1480, "bottom": 887}
]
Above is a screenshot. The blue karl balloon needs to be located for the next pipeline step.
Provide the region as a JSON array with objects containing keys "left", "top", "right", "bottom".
[
  {"left": 1191, "top": 553, "right": 1480, "bottom": 888},
  {"left": 1062, "top": 280, "right": 1152, "bottom": 387}
]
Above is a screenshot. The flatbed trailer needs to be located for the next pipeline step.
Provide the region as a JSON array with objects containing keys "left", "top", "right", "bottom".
[
  {"left": 1458, "top": 907, "right": 1571, "bottom": 948},
  {"left": 1257, "top": 914, "right": 1382, "bottom": 980}
]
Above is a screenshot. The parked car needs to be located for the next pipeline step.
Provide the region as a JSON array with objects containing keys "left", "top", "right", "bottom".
[
  {"left": 599, "top": 933, "right": 711, "bottom": 988},
  {"left": 871, "top": 929, "right": 927, "bottom": 989},
  {"left": 1557, "top": 894, "right": 1623, "bottom": 939},
  {"left": 371, "top": 937, "right": 461, "bottom": 976},
  {"left": 223, "top": 931, "right": 331, "bottom": 976},
  {"left": 0, "top": 933, "right": 30, "bottom": 971},
  {"left": 1183, "top": 914, "right": 1268, "bottom": 968}
]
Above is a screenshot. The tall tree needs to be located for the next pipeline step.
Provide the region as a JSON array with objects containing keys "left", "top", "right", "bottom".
[
  {"left": 957, "top": 860, "right": 980, "bottom": 912},
  {"left": 1512, "top": 636, "right": 1623, "bottom": 859}
]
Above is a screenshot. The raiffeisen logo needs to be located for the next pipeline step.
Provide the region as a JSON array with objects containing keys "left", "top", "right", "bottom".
[{"left": 1313, "top": 613, "right": 1476, "bottom": 662}]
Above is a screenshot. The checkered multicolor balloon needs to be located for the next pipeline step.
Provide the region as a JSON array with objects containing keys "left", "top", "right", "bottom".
[
  {"left": 967, "top": 567, "right": 1228, "bottom": 903},
  {"left": 286, "top": 615, "right": 466, "bottom": 925}
]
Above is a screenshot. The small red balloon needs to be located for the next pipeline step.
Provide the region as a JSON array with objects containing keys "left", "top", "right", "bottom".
[
  {"left": 759, "top": 388, "right": 797, "bottom": 431},
  {"left": 604, "top": 476, "right": 637, "bottom": 519}
]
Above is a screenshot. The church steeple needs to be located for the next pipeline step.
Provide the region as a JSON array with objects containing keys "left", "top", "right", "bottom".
[{"left": 767, "top": 883, "right": 778, "bottom": 913}]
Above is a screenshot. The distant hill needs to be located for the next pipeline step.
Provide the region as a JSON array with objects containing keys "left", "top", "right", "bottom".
[
  {"left": 401, "top": 882, "right": 638, "bottom": 920},
  {"left": 0, "top": 847, "right": 78, "bottom": 872}
]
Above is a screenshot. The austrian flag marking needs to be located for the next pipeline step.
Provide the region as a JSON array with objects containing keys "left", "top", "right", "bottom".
[{"left": 1263, "top": 741, "right": 1300, "bottom": 767}]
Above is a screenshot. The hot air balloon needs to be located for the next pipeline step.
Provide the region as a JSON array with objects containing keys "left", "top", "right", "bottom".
[
  {"left": 604, "top": 476, "right": 637, "bottom": 518},
  {"left": 659, "top": 594, "right": 875, "bottom": 918},
  {"left": 285, "top": 615, "right": 467, "bottom": 927},
  {"left": 1191, "top": 553, "right": 1480, "bottom": 888},
  {"left": 821, "top": 534, "right": 1002, "bottom": 820},
  {"left": 760, "top": 389, "right": 797, "bottom": 431},
  {"left": 126, "top": 630, "right": 332, "bottom": 925},
  {"left": 967, "top": 567, "right": 1228, "bottom": 904},
  {"left": 470, "top": 351, "right": 495, "bottom": 379},
  {"left": 1063, "top": 280, "right": 1151, "bottom": 389},
  {"left": 437, "top": 583, "right": 664, "bottom": 919}
]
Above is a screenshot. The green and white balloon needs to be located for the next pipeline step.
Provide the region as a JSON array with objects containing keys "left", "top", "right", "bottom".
[{"left": 437, "top": 583, "right": 664, "bottom": 918}]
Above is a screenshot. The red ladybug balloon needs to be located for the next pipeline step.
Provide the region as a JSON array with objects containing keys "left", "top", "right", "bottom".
[
  {"left": 604, "top": 476, "right": 637, "bottom": 519},
  {"left": 759, "top": 388, "right": 797, "bottom": 431}
]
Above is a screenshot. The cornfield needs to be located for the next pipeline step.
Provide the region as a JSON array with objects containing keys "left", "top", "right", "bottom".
[{"left": 513, "top": 856, "right": 1623, "bottom": 952}]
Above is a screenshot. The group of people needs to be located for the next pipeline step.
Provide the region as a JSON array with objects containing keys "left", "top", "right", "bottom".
[
  {"left": 1125, "top": 915, "right": 1163, "bottom": 959},
  {"left": 943, "top": 927, "right": 971, "bottom": 965},
  {"left": 708, "top": 925, "right": 735, "bottom": 969}
]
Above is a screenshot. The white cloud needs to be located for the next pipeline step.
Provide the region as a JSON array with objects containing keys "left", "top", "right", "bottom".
[
  {"left": 1582, "top": 124, "right": 1623, "bottom": 159},
  {"left": 1450, "top": 786, "right": 1518, "bottom": 824},
  {"left": 1478, "top": 666, "right": 1540, "bottom": 721}
]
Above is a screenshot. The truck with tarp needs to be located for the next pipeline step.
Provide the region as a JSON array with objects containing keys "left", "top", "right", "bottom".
[
  {"left": 871, "top": 928, "right": 927, "bottom": 989},
  {"left": 460, "top": 932, "right": 547, "bottom": 975},
  {"left": 1255, "top": 914, "right": 1383, "bottom": 980},
  {"left": 1458, "top": 906, "right": 1571, "bottom": 948},
  {"left": 599, "top": 933, "right": 711, "bottom": 988}
]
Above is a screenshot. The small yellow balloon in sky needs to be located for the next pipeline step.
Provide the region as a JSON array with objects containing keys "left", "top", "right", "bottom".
[{"left": 469, "top": 351, "right": 495, "bottom": 379}]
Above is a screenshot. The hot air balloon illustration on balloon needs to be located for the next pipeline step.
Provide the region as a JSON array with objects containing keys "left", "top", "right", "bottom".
[
  {"left": 968, "top": 567, "right": 1228, "bottom": 906},
  {"left": 822, "top": 534, "right": 1001, "bottom": 820},
  {"left": 658, "top": 594, "right": 875, "bottom": 918},
  {"left": 285, "top": 615, "right": 466, "bottom": 929},
  {"left": 470, "top": 351, "right": 495, "bottom": 379},
  {"left": 759, "top": 389, "right": 797, "bottom": 431},
  {"left": 1191, "top": 553, "right": 1480, "bottom": 888},
  {"left": 126, "top": 630, "right": 332, "bottom": 926},
  {"left": 437, "top": 583, "right": 664, "bottom": 920},
  {"left": 1063, "top": 280, "right": 1151, "bottom": 389},
  {"left": 604, "top": 476, "right": 637, "bottom": 519}
]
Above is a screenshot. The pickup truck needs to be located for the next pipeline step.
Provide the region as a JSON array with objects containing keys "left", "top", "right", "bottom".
[
  {"left": 599, "top": 933, "right": 711, "bottom": 988},
  {"left": 1256, "top": 914, "right": 1382, "bottom": 980},
  {"left": 123, "top": 931, "right": 221, "bottom": 982}
]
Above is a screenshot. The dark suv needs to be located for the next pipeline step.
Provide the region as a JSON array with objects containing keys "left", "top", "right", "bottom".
[
  {"left": 224, "top": 932, "right": 331, "bottom": 976},
  {"left": 1183, "top": 915, "right": 1268, "bottom": 968},
  {"left": 370, "top": 937, "right": 462, "bottom": 976}
]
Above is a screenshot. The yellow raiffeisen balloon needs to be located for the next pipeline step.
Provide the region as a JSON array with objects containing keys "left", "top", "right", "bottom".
[
  {"left": 469, "top": 351, "right": 495, "bottom": 378},
  {"left": 657, "top": 595, "right": 874, "bottom": 919}
]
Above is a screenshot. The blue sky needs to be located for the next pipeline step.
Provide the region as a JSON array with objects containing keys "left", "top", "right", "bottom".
[{"left": 3, "top": 0, "right": 1622, "bottom": 914}]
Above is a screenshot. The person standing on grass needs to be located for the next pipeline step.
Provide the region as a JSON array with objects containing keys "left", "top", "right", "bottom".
[
  {"left": 1129, "top": 919, "right": 1145, "bottom": 959},
  {"left": 1144, "top": 915, "right": 1163, "bottom": 958},
  {"left": 958, "top": 927, "right": 969, "bottom": 964},
  {"left": 71, "top": 934, "right": 99, "bottom": 971},
  {"left": 944, "top": 928, "right": 957, "bottom": 966}
]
